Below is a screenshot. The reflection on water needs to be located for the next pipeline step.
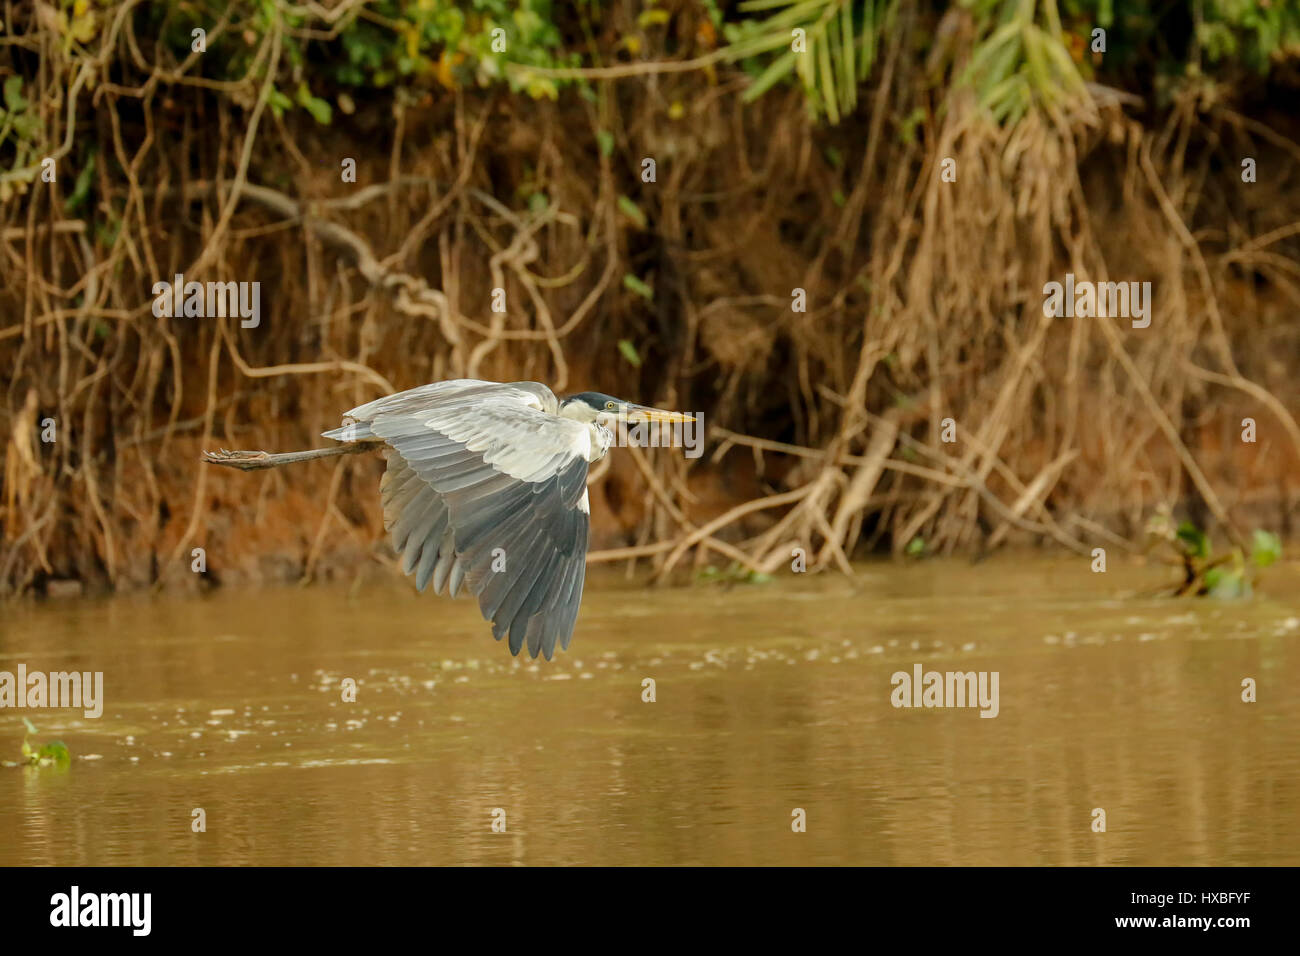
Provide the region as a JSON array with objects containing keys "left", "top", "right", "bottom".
[{"left": 1, "top": 555, "right": 1297, "bottom": 865}]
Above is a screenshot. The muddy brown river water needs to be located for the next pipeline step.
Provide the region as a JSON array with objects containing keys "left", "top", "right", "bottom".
[{"left": 2, "top": 555, "right": 1297, "bottom": 865}]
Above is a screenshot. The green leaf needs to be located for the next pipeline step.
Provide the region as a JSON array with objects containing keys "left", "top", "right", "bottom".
[
  {"left": 3, "top": 75, "right": 26, "bottom": 112},
  {"left": 38, "top": 740, "right": 71, "bottom": 765},
  {"left": 22, "top": 717, "right": 38, "bottom": 735},
  {"left": 64, "top": 150, "right": 96, "bottom": 215},
  {"left": 1176, "top": 521, "right": 1210, "bottom": 560},
  {"left": 862, "top": 0, "right": 877, "bottom": 79},
  {"left": 697, "top": 564, "right": 721, "bottom": 582},
  {"left": 1251, "top": 529, "right": 1281, "bottom": 568},
  {"left": 296, "top": 83, "right": 333, "bottom": 125},
  {"left": 741, "top": 48, "right": 799, "bottom": 103},
  {"left": 69, "top": 6, "right": 97, "bottom": 44},
  {"left": 1205, "top": 566, "right": 1246, "bottom": 599},
  {"left": 899, "top": 106, "right": 925, "bottom": 145},
  {"left": 623, "top": 274, "right": 654, "bottom": 301},
  {"left": 906, "top": 536, "right": 925, "bottom": 557},
  {"left": 523, "top": 76, "right": 559, "bottom": 100},
  {"left": 268, "top": 87, "right": 293, "bottom": 120},
  {"left": 617, "top": 339, "right": 642, "bottom": 367},
  {"left": 617, "top": 195, "right": 647, "bottom": 229},
  {"left": 596, "top": 129, "right": 614, "bottom": 158},
  {"left": 725, "top": 28, "right": 800, "bottom": 61},
  {"left": 966, "top": 23, "right": 1022, "bottom": 85},
  {"left": 727, "top": 0, "right": 882, "bottom": 122},
  {"left": 839, "top": 1, "right": 854, "bottom": 108},
  {"left": 817, "top": 19, "right": 839, "bottom": 123},
  {"left": 739, "top": 0, "right": 817, "bottom": 12},
  {"left": 637, "top": 9, "right": 671, "bottom": 29}
]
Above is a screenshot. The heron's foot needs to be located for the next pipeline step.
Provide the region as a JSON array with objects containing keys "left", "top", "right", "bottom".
[{"left": 202, "top": 448, "right": 275, "bottom": 470}]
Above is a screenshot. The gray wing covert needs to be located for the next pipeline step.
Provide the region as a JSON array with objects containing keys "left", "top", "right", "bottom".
[{"left": 352, "top": 386, "right": 591, "bottom": 660}]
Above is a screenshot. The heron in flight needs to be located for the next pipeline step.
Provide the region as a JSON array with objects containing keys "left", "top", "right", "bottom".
[{"left": 204, "top": 380, "right": 694, "bottom": 660}]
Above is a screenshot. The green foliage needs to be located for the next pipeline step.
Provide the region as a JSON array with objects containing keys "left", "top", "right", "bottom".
[
  {"left": 623, "top": 273, "right": 654, "bottom": 301},
  {"left": 0, "top": 76, "right": 42, "bottom": 200},
  {"left": 617, "top": 339, "right": 643, "bottom": 367},
  {"left": 18, "top": 1, "right": 1300, "bottom": 145},
  {"left": 1058, "top": 0, "right": 1300, "bottom": 83},
  {"left": 726, "top": 0, "right": 1300, "bottom": 124},
  {"left": 1203, "top": 550, "right": 1248, "bottom": 598},
  {"left": 295, "top": 82, "right": 333, "bottom": 125},
  {"left": 1148, "top": 513, "right": 1284, "bottom": 599},
  {"left": 140, "top": 0, "right": 579, "bottom": 122},
  {"left": 1176, "top": 520, "right": 1210, "bottom": 560},
  {"left": 64, "top": 149, "right": 97, "bottom": 214},
  {"left": 725, "top": 0, "right": 895, "bottom": 124},
  {"left": 697, "top": 563, "right": 774, "bottom": 585},
  {"left": 1193, "top": 1, "right": 1300, "bottom": 72},
  {"left": 961, "top": 0, "right": 1087, "bottom": 123},
  {"left": 17, "top": 718, "right": 72, "bottom": 768},
  {"left": 721, "top": 0, "right": 1092, "bottom": 123},
  {"left": 617, "top": 195, "right": 647, "bottom": 229},
  {"left": 1250, "top": 529, "right": 1282, "bottom": 568},
  {"left": 3, "top": 75, "right": 27, "bottom": 113}
]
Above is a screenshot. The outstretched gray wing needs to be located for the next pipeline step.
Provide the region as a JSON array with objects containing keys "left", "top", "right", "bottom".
[{"left": 324, "top": 380, "right": 593, "bottom": 660}]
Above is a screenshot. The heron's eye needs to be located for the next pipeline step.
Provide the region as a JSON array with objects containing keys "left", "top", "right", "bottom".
[{"left": 605, "top": 401, "right": 616, "bottom": 410}]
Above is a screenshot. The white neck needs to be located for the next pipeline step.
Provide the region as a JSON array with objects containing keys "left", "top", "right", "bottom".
[{"left": 585, "top": 422, "right": 613, "bottom": 463}]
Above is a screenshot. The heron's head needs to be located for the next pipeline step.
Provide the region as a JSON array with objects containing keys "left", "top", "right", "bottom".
[{"left": 560, "top": 392, "right": 695, "bottom": 428}]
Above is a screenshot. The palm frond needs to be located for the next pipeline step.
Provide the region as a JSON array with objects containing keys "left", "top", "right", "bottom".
[
  {"left": 959, "top": 0, "right": 1089, "bottom": 122},
  {"left": 726, "top": 0, "right": 897, "bottom": 123}
]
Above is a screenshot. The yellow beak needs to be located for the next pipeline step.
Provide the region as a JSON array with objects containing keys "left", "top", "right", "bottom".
[{"left": 625, "top": 405, "right": 695, "bottom": 424}]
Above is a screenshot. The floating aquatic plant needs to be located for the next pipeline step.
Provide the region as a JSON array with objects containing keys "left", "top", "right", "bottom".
[
  {"left": 14, "top": 718, "right": 72, "bottom": 768},
  {"left": 1146, "top": 510, "right": 1282, "bottom": 598}
]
